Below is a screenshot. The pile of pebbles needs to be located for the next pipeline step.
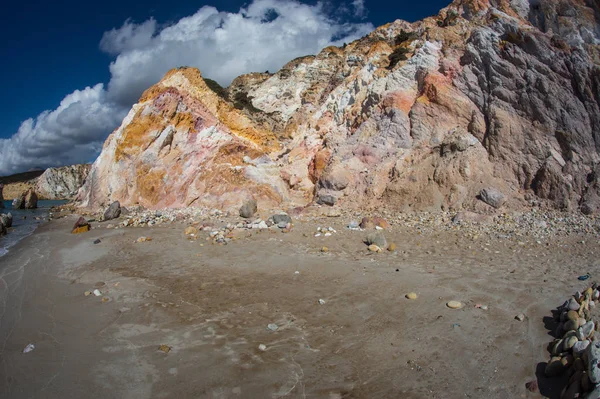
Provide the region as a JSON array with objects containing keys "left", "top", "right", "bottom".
[{"left": 544, "top": 284, "right": 600, "bottom": 398}]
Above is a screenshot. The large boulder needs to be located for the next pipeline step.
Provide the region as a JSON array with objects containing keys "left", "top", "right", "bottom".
[
  {"left": 12, "top": 195, "right": 23, "bottom": 209},
  {"left": 103, "top": 201, "right": 121, "bottom": 221},
  {"left": 24, "top": 188, "right": 38, "bottom": 209},
  {"left": 478, "top": 188, "right": 505, "bottom": 209}
]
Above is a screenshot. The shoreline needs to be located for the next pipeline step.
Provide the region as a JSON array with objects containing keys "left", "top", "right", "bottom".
[{"left": 0, "top": 211, "right": 599, "bottom": 398}]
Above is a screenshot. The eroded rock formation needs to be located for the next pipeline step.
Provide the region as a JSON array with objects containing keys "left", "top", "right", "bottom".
[
  {"left": 78, "top": 0, "right": 600, "bottom": 214},
  {"left": 36, "top": 164, "right": 91, "bottom": 200}
]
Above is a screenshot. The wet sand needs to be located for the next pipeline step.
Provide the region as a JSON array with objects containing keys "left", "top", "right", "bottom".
[{"left": 0, "top": 213, "right": 599, "bottom": 398}]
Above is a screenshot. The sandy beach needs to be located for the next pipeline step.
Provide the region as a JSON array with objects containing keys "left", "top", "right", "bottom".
[{"left": 0, "top": 211, "right": 599, "bottom": 398}]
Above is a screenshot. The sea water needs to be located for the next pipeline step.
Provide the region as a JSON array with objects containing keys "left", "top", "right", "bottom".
[{"left": 0, "top": 200, "right": 67, "bottom": 257}]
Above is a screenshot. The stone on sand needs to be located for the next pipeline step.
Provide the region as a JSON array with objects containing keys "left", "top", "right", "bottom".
[
  {"left": 447, "top": 301, "right": 463, "bottom": 309},
  {"left": 364, "top": 231, "right": 387, "bottom": 249},
  {"left": 71, "top": 216, "right": 90, "bottom": 234},
  {"left": 103, "top": 201, "right": 121, "bottom": 221},
  {"left": 239, "top": 199, "right": 257, "bottom": 219},
  {"left": 406, "top": 292, "right": 417, "bottom": 300}
]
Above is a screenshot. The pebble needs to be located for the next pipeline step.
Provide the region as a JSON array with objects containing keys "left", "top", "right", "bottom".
[
  {"left": 515, "top": 313, "right": 526, "bottom": 322},
  {"left": 388, "top": 243, "right": 397, "bottom": 251},
  {"left": 318, "top": 299, "right": 326, "bottom": 305},
  {"left": 587, "top": 341, "right": 600, "bottom": 383},
  {"left": 447, "top": 301, "right": 463, "bottom": 309},
  {"left": 567, "top": 310, "right": 579, "bottom": 322},
  {"left": 368, "top": 244, "right": 381, "bottom": 252},
  {"left": 267, "top": 324, "right": 279, "bottom": 331},
  {"left": 568, "top": 298, "right": 580, "bottom": 311},
  {"left": 258, "top": 344, "right": 267, "bottom": 351},
  {"left": 321, "top": 247, "right": 329, "bottom": 252},
  {"left": 406, "top": 292, "right": 417, "bottom": 300},
  {"left": 93, "top": 289, "right": 102, "bottom": 297}
]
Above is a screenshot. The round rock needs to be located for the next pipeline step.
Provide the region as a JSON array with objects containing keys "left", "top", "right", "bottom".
[
  {"left": 447, "top": 301, "right": 463, "bottom": 309},
  {"left": 406, "top": 292, "right": 417, "bottom": 300}
]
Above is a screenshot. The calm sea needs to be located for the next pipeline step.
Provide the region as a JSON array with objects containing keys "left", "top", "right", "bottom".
[{"left": 0, "top": 200, "right": 68, "bottom": 257}]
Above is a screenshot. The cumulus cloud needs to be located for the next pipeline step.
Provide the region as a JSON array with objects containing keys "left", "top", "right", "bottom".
[{"left": 0, "top": 0, "right": 373, "bottom": 176}]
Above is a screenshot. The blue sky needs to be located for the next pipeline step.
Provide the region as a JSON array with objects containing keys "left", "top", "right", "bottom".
[{"left": 0, "top": 0, "right": 450, "bottom": 175}]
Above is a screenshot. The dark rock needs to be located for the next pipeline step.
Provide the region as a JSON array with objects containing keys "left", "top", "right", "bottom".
[
  {"left": 239, "top": 199, "right": 257, "bottom": 219},
  {"left": 271, "top": 214, "right": 292, "bottom": 225},
  {"left": 317, "top": 194, "right": 336, "bottom": 206},
  {"left": 0, "top": 221, "right": 6, "bottom": 236},
  {"left": 478, "top": 187, "right": 505, "bottom": 209},
  {"left": 93, "top": 239, "right": 101, "bottom": 244},
  {"left": 0, "top": 213, "right": 13, "bottom": 228},
  {"left": 103, "top": 201, "right": 121, "bottom": 221},
  {"left": 72, "top": 216, "right": 91, "bottom": 234}
]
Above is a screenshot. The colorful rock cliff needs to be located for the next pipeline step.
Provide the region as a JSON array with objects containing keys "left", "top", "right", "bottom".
[{"left": 78, "top": 0, "right": 600, "bottom": 214}]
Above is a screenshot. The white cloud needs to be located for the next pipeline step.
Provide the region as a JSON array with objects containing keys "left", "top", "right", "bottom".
[
  {"left": 0, "top": 0, "right": 373, "bottom": 176},
  {"left": 352, "top": 0, "right": 367, "bottom": 18}
]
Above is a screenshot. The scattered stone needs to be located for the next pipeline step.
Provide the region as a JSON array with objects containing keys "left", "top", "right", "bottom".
[
  {"left": 406, "top": 292, "right": 417, "bottom": 300},
  {"left": 84, "top": 291, "right": 91, "bottom": 296},
  {"left": 271, "top": 214, "right": 292, "bottom": 225},
  {"left": 581, "top": 321, "right": 595, "bottom": 339},
  {"left": 267, "top": 323, "right": 279, "bottom": 331},
  {"left": 568, "top": 298, "right": 581, "bottom": 311},
  {"left": 447, "top": 301, "right": 463, "bottom": 309},
  {"left": 479, "top": 187, "right": 505, "bottom": 208},
  {"left": 136, "top": 236, "right": 151, "bottom": 243},
  {"left": 71, "top": 216, "right": 91, "bottom": 234},
  {"left": 364, "top": 231, "right": 387, "bottom": 249},
  {"left": 388, "top": 243, "right": 397, "bottom": 251},
  {"left": 22, "top": 343, "right": 35, "bottom": 354},
  {"left": 368, "top": 244, "right": 381, "bottom": 253},
  {"left": 158, "top": 344, "right": 172, "bottom": 353},
  {"left": 258, "top": 344, "right": 267, "bottom": 351},
  {"left": 119, "top": 307, "right": 131, "bottom": 313},
  {"left": 93, "top": 289, "right": 102, "bottom": 297},
  {"left": 318, "top": 299, "right": 326, "bottom": 305},
  {"left": 317, "top": 194, "right": 336, "bottom": 206},
  {"left": 564, "top": 335, "right": 578, "bottom": 351},
  {"left": 93, "top": 239, "right": 101, "bottom": 244},
  {"left": 515, "top": 313, "right": 526, "bottom": 322},
  {"left": 103, "top": 201, "right": 121, "bottom": 221},
  {"left": 451, "top": 211, "right": 493, "bottom": 224},
  {"left": 348, "top": 220, "right": 360, "bottom": 230},
  {"left": 184, "top": 226, "right": 198, "bottom": 236},
  {"left": 321, "top": 247, "right": 328, "bottom": 253},
  {"left": 239, "top": 199, "right": 257, "bottom": 218},
  {"left": 359, "top": 217, "right": 375, "bottom": 229}
]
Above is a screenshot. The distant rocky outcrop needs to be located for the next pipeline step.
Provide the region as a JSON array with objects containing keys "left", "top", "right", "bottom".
[
  {"left": 36, "top": 164, "right": 91, "bottom": 200},
  {"left": 78, "top": 0, "right": 600, "bottom": 215}
]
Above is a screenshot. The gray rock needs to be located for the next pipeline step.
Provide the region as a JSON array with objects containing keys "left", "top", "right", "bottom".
[
  {"left": 574, "top": 340, "right": 590, "bottom": 355},
  {"left": 103, "top": 201, "right": 121, "bottom": 221},
  {"left": 317, "top": 194, "right": 336, "bottom": 206},
  {"left": 568, "top": 298, "right": 581, "bottom": 311},
  {"left": 582, "top": 321, "right": 595, "bottom": 339},
  {"left": 348, "top": 220, "right": 359, "bottom": 229},
  {"left": 0, "top": 213, "right": 12, "bottom": 228},
  {"left": 364, "top": 232, "right": 387, "bottom": 249},
  {"left": 587, "top": 341, "right": 600, "bottom": 384},
  {"left": 267, "top": 323, "right": 278, "bottom": 331},
  {"left": 239, "top": 199, "right": 257, "bottom": 219},
  {"left": 479, "top": 187, "right": 505, "bottom": 208},
  {"left": 271, "top": 214, "right": 292, "bottom": 225}
]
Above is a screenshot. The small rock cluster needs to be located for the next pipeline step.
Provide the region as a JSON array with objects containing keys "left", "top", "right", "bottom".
[
  {"left": 118, "top": 207, "right": 223, "bottom": 227},
  {"left": 544, "top": 285, "right": 600, "bottom": 398},
  {"left": 314, "top": 226, "right": 336, "bottom": 237}
]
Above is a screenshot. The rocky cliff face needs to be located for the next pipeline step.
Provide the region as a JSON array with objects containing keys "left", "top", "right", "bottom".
[
  {"left": 36, "top": 164, "right": 91, "bottom": 200},
  {"left": 78, "top": 0, "right": 600, "bottom": 214}
]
